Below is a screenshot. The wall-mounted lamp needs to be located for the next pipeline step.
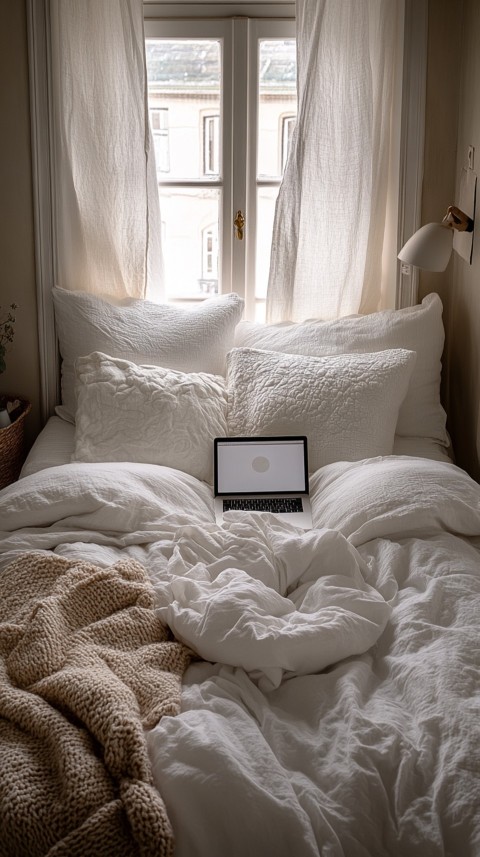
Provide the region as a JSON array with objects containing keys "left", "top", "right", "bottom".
[{"left": 398, "top": 206, "right": 474, "bottom": 272}]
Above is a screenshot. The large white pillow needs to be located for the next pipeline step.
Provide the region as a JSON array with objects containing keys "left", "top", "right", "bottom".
[
  {"left": 234, "top": 294, "right": 447, "bottom": 444},
  {"left": 53, "top": 287, "right": 244, "bottom": 422},
  {"left": 72, "top": 352, "right": 227, "bottom": 482},
  {"left": 226, "top": 347, "right": 417, "bottom": 472},
  {"left": 309, "top": 457, "right": 480, "bottom": 544}
]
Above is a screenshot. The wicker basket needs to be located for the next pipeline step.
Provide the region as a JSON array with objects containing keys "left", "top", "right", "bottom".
[{"left": 0, "top": 396, "right": 31, "bottom": 490}]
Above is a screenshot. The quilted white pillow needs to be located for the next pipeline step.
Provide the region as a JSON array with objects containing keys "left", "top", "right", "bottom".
[
  {"left": 234, "top": 294, "right": 447, "bottom": 444},
  {"left": 226, "top": 347, "right": 417, "bottom": 472},
  {"left": 72, "top": 352, "right": 227, "bottom": 482},
  {"left": 53, "top": 287, "right": 244, "bottom": 423}
]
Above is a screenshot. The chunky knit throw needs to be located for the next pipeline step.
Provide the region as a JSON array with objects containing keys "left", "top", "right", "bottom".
[{"left": 0, "top": 552, "right": 192, "bottom": 856}]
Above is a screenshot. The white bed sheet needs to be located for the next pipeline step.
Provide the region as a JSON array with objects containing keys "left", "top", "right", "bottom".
[
  {"left": 20, "top": 416, "right": 78, "bottom": 478},
  {"left": 1, "top": 454, "right": 479, "bottom": 856}
]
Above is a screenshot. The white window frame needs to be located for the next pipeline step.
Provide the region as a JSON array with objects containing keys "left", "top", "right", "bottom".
[
  {"left": 144, "top": 14, "right": 296, "bottom": 319},
  {"left": 145, "top": 18, "right": 234, "bottom": 305},
  {"left": 27, "top": 0, "right": 427, "bottom": 420}
]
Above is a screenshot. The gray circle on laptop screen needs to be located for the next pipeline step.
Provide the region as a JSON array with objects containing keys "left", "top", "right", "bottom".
[{"left": 252, "top": 456, "right": 270, "bottom": 473}]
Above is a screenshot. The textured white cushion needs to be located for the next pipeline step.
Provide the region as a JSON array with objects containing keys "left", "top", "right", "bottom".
[
  {"left": 226, "top": 347, "right": 417, "bottom": 472},
  {"left": 53, "top": 287, "right": 244, "bottom": 422},
  {"left": 234, "top": 294, "right": 447, "bottom": 443},
  {"left": 72, "top": 352, "right": 227, "bottom": 482}
]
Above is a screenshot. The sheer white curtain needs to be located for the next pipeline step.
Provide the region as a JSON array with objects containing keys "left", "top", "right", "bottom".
[
  {"left": 266, "top": 0, "right": 399, "bottom": 323},
  {"left": 50, "top": 0, "right": 163, "bottom": 300}
]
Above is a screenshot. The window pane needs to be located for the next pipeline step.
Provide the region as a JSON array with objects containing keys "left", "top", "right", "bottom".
[
  {"left": 281, "top": 115, "right": 296, "bottom": 172},
  {"left": 149, "top": 108, "right": 170, "bottom": 173},
  {"left": 203, "top": 115, "right": 220, "bottom": 175},
  {"left": 160, "top": 186, "right": 220, "bottom": 301},
  {"left": 257, "top": 40, "right": 297, "bottom": 180},
  {"left": 146, "top": 39, "right": 221, "bottom": 180}
]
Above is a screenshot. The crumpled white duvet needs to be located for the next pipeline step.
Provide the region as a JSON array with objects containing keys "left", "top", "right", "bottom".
[
  {"left": 1, "top": 454, "right": 480, "bottom": 857},
  {"left": 154, "top": 520, "right": 394, "bottom": 691}
]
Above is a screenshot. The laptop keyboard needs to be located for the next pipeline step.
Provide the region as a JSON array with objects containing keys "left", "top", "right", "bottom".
[{"left": 223, "top": 497, "right": 304, "bottom": 513}]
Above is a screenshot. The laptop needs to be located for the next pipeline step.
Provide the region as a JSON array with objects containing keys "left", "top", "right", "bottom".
[{"left": 214, "top": 436, "right": 313, "bottom": 529}]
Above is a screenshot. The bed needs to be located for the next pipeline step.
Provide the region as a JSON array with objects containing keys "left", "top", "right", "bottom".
[{"left": 1, "top": 287, "right": 479, "bottom": 857}]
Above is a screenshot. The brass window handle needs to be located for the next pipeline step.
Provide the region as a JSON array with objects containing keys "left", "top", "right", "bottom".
[{"left": 234, "top": 210, "right": 245, "bottom": 240}]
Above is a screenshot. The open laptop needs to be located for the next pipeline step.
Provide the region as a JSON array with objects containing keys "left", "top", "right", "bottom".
[{"left": 214, "top": 436, "right": 313, "bottom": 529}]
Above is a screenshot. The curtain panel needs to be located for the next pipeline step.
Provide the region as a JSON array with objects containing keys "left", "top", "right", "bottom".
[
  {"left": 50, "top": 0, "right": 163, "bottom": 300},
  {"left": 266, "top": 0, "right": 400, "bottom": 323}
]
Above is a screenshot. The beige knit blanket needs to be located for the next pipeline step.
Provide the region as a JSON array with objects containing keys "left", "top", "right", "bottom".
[{"left": 0, "top": 552, "right": 192, "bottom": 857}]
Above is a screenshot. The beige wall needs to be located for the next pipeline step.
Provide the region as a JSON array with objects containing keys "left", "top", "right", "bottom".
[
  {"left": 418, "top": 1, "right": 463, "bottom": 452},
  {"left": 419, "top": 0, "right": 462, "bottom": 314},
  {"left": 420, "top": 0, "right": 480, "bottom": 479},
  {"left": 0, "top": 1, "right": 41, "bottom": 450},
  {"left": 447, "top": 0, "right": 480, "bottom": 479}
]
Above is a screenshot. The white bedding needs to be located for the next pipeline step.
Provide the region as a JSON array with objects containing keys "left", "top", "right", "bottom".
[
  {"left": 20, "top": 416, "right": 453, "bottom": 480},
  {"left": 20, "top": 416, "right": 78, "bottom": 477},
  {"left": 1, "top": 453, "right": 479, "bottom": 856}
]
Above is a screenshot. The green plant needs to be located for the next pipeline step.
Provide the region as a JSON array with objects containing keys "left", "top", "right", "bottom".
[{"left": 0, "top": 303, "right": 18, "bottom": 374}]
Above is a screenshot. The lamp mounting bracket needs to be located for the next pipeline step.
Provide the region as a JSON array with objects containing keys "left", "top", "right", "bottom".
[{"left": 444, "top": 205, "right": 474, "bottom": 233}]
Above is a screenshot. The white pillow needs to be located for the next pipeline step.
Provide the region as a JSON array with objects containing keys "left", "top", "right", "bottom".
[
  {"left": 53, "top": 287, "right": 244, "bottom": 422},
  {"left": 226, "top": 347, "right": 416, "bottom": 472},
  {"left": 72, "top": 352, "right": 227, "bottom": 482},
  {"left": 234, "top": 294, "right": 447, "bottom": 444},
  {"left": 309, "top": 457, "right": 480, "bottom": 544}
]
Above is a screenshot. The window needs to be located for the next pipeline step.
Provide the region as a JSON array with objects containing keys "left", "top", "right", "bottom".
[
  {"left": 144, "top": 13, "right": 297, "bottom": 320},
  {"left": 149, "top": 107, "right": 170, "bottom": 173},
  {"left": 281, "top": 114, "right": 296, "bottom": 172},
  {"left": 200, "top": 224, "right": 219, "bottom": 294},
  {"left": 203, "top": 115, "right": 220, "bottom": 176},
  {"left": 202, "top": 225, "right": 218, "bottom": 278}
]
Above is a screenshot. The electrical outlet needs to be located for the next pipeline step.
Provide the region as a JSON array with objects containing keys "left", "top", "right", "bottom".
[
  {"left": 468, "top": 145, "right": 475, "bottom": 170},
  {"left": 400, "top": 263, "right": 411, "bottom": 276}
]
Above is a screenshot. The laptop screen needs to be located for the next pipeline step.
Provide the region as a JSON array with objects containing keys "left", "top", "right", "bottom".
[{"left": 214, "top": 436, "right": 308, "bottom": 496}]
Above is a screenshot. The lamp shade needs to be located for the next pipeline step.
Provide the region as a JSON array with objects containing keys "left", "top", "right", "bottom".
[{"left": 398, "top": 222, "right": 453, "bottom": 272}]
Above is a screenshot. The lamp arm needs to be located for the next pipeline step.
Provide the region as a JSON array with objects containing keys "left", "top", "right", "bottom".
[{"left": 444, "top": 205, "right": 474, "bottom": 233}]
